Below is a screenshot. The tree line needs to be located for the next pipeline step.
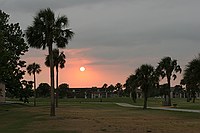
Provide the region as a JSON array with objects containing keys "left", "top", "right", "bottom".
[
  {"left": 125, "top": 55, "right": 200, "bottom": 109},
  {"left": 0, "top": 8, "right": 74, "bottom": 116},
  {"left": 1, "top": 8, "right": 200, "bottom": 115}
]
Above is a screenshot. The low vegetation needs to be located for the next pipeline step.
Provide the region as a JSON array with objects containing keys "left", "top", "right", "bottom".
[{"left": 1, "top": 98, "right": 200, "bottom": 133}]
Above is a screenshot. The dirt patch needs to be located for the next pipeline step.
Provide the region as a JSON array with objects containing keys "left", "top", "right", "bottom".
[{"left": 22, "top": 104, "right": 200, "bottom": 133}]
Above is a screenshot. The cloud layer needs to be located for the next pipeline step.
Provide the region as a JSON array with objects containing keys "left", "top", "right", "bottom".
[{"left": 1, "top": 0, "right": 200, "bottom": 87}]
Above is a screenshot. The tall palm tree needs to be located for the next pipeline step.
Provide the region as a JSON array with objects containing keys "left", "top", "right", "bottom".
[
  {"left": 27, "top": 63, "right": 41, "bottom": 106},
  {"left": 45, "top": 49, "right": 66, "bottom": 107},
  {"left": 157, "top": 57, "right": 181, "bottom": 106},
  {"left": 135, "top": 64, "right": 158, "bottom": 109},
  {"left": 26, "top": 8, "right": 74, "bottom": 116}
]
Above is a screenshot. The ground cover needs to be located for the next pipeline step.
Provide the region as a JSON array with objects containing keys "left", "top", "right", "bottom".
[
  {"left": 6, "top": 97, "right": 200, "bottom": 109},
  {"left": 1, "top": 100, "right": 200, "bottom": 133}
]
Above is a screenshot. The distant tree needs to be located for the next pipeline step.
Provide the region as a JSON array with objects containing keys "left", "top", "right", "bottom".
[
  {"left": 102, "top": 83, "right": 108, "bottom": 90},
  {"left": 135, "top": 64, "right": 159, "bottom": 109},
  {"left": 174, "top": 85, "right": 183, "bottom": 94},
  {"left": 182, "top": 54, "right": 200, "bottom": 103},
  {"left": 20, "top": 80, "right": 34, "bottom": 103},
  {"left": 45, "top": 49, "right": 66, "bottom": 107},
  {"left": 180, "top": 79, "right": 189, "bottom": 101},
  {"left": 107, "top": 84, "right": 115, "bottom": 93},
  {"left": 58, "top": 83, "right": 69, "bottom": 98},
  {"left": 115, "top": 83, "right": 123, "bottom": 97},
  {"left": 26, "top": 8, "right": 74, "bottom": 116},
  {"left": 0, "top": 10, "right": 28, "bottom": 98},
  {"left": 126, "top": 74, "right": 138, "bottom": 103},
  {"left": 157, "top": 57, "right": 181, "bottom": 106},
  {"left": 102, "top": 83, "right": 108, "bottom": 98},
  {"left": 27, "top": 63, "right": 41, "bottom": 106},
  {"left": 159, "top": 84, "right": 168, "bottom": 103},
  {"left": 37, "top": 83, "right": 50, "bottom": 97}
]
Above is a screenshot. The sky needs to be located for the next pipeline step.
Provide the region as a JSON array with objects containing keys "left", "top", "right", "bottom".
[{"left": 0, "top": 0, "right": 200, "bottom": 88}]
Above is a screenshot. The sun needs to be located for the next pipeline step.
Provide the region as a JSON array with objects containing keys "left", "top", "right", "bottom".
[{"left": 80, "top": 67, "right": 86, "bottom": 72}]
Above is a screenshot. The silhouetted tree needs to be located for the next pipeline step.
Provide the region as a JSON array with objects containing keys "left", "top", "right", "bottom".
[
  {"left": 108, "top": 84, "right": 115, "bottom": 92},
  {"left": 157, "top": 57, "right": 181, "bottom": 106},
  {"left": 0, "top": 10, "right": 28, "bottom": 98},
  {"left": 45, "top": 49, "right": 66, "bottom": 107},
  {"left": 58, "top": 83, "right": 69, "bottom": 98},
  {"left": 136, "top": 64, "right": 159, "bottom": 109},
  {"left": 182, "top": 54, "right": 200, "bottom": 103},
  {"left": 115, "top": 83, "right": 123, "bottom": 97},
  {"left": 27, "top": 63, "right": 41, "bottom": 106},
  {"left": 159, "top": 84, "right": 168, "bottom": 103},
  {"left": 126, "top": 74, "right": 138, "bottom": 103},
  {"left": 26, "top": 8, "right": 74, "bottom": 116},
  {"left": 20, "top": 80, "right": 34, "bottom": 103},
  {"left": 37, "top": 83, "right": 50, "bottom": 97},
  {"left": 102, "top": 83, "right": 108, "bottom": 98}
]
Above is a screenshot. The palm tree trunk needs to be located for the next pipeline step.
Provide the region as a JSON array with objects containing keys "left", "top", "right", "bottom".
[
  {"left": 192, "top": 91, "right": 196, "bottom": 103},
  {"left": 167, "top": 76, "right": 171, "bottom": 106},
  {"left": 143, "top": 93, "right": 148, "bottom": 109},
  {"left": 56, "top": 65, "right": 59, "bottom": 107},
  {"left": 131, "top": 91, "right": 136, "bottom": 103},
  {"left": 193, "top": 97, "right": 195, "bottom": 103},
  {"left": 186, "top": 91, "right": 191, "bottom": 102},
  {"left": 33, "top": 73, "right": 36, "bottom": 107},
  {"left": 49, "top": 44, "right": 55, "bottom": 116},
  {"left": 164, "top": 94, "right": 167, "bottom": 102},
  {"left": 143, "top": 88, "right": 148, "bottom": 109}
]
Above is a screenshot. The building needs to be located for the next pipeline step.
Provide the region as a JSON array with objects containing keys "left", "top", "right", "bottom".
[{"left": 68, "top": 87, "right": 113, "bottom": 99}]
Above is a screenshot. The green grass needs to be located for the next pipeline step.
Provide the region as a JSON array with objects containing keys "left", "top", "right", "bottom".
[
  {"left": 0, "top": 104, "right": 39, "bottom": 133},
  {"left": 1, "top": 99, "right": 200, "bottom": 133},
  {"left": 131, "top": 97, "right": 200, "bottom": 110},
  {"left": 6, "top": 96, "right": 200, "bottom": 109}
]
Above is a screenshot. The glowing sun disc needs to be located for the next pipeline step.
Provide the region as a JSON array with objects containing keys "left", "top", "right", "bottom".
[{"left": 80, "top": 67, "right": 86, "bottom": 72}]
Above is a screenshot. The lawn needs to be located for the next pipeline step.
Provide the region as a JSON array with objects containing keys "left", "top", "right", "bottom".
[
  {"left": 1, "top": 98, "right": 200, "bottom": 133},
  {"left": 6, "top": 97, "right": 200, "bottom": 109}
]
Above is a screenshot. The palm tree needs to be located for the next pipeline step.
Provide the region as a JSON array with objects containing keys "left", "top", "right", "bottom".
[
  {"left": 126, "top": 74, "right": 138, "bottom": 103},
  {"left": 45, "top": 49, "right": 66, "bottom": 107},
  {"left": 102, "top": 83, "right": 108, "bottom": 98},
  {"left": 27, "top": 63, "right": 41, "bottom": 106},
  {"left": 135, "top": 64, "right": 158, "bottom": 109},
  {"left": 26, "top": 8, "right": 74, "bottom": 116},
  {"left": 157, "top": 57, "right": 181, "bottom": 106},
  {"left": 182, "top": 54, "right": 200, "bottom": 103}
]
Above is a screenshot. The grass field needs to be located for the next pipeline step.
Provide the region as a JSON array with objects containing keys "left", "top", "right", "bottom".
[
  {"left": 1, "top": 97, "right": 200, "bottom": 133},
  {"left": 7, "top": 97, "right": 200, "bottom": 110}
]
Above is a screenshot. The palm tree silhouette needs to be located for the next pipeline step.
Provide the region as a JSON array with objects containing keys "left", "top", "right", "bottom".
[
  {"left": 157, "top": 57, "right": 181, "bottom": 106},
  {"left": 26, "top": 8, "right": 74, "bottom": 116},
  {"left": 135, "top": 64, "right": 158, "bottom": 109},
  {"left": 45, "top": 49, "right": 66, "bottom": 107},
  {"left": 27, "top": 63, "right": 41, "bottom": 106}
]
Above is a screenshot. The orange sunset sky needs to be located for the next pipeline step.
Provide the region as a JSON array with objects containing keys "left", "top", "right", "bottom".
[
  {"left": 1, "top": 0, "right": 199, "bottom": 88},
  {"left": 22, "top": 48, "right": 182, "bottom": 88},
  {"left": 22, "top": 48, "right": 133, "bottom": 88}
]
